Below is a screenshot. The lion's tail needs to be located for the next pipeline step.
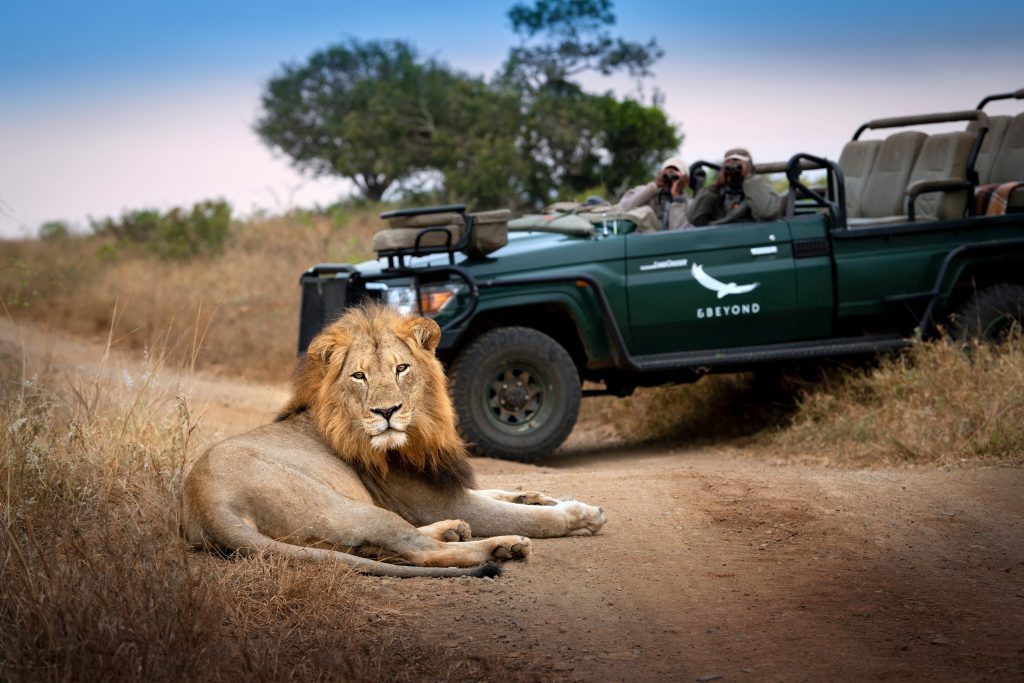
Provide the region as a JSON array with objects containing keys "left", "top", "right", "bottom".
[{"left": 210, "top": 522, "right": 503, "bottom": 579}]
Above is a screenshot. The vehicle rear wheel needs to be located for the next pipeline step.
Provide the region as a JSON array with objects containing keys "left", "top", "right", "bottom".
[
  {"left": 955, "top": 284, "right": 1024, "bottom": 342},
  {"left": 449, "top": 327, "right": 581, "bottom": 463}
]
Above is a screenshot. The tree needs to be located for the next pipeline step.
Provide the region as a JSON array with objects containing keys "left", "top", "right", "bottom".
[
  {"left": 256, "top": 40, "right": 442, "bottom": 201},
  {"left": 501, "top": 0, "right": 663, "bottom": 90},
  {"left": 497, "top": 0, "right": 679, "bottom": 204}
]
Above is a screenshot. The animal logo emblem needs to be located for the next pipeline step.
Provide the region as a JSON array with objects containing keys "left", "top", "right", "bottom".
[{"left": 691, "top": 263, "right": 760, "bottom": 299}]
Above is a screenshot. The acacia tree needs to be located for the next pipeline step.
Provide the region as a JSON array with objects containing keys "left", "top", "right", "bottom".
[
  {"left": 256, "top": 40, "right": 441, "bottom": 201},
  {"left": 498, "top": 0, "right": 680, "bottom": 203},
  {"left": 502, "top": 0, "right": 663, "bottom": 90}
]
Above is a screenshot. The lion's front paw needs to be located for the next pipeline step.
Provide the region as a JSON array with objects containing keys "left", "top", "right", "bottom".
[
  {"left": 443, "top": 520, "right": 472, "bottom": 542},
  {"left": 490, "top": 535, "right": 533, "bottom": 561},
  {"left": 418, "top": 519, "right": 472, "bottom": 542},
  {"left": 514, "top": 491, "right": 560, "bottom": 506},
  {"left": 558, "top": 500, "right": 607, "bottom": 535}
]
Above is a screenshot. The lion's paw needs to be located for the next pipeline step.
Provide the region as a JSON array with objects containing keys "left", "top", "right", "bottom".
[
  {"left": 490, "top": 535, "right": 533, "bottom": 561},
  {"left": 442, "top": 520, "right": 472, "bottom": 542},
  {"left": 419, "top": 519, "right": 472, "bottom": 542},
  {"left": 557, "top": 500, "right": 607, "bottom": 535},
  {"left": 514, "top": 491, "right": 560, "bottom": 506}
]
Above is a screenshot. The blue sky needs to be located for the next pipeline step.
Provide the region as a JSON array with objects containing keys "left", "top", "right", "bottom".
[{"left": 1, "top": 1, "right": 1022, "bottom": 236}]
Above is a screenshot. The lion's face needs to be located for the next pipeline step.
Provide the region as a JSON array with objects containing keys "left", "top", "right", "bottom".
[
  {"left": 283, "top": 304, "right": 469, "bottom": 482},
  {"left": 338, "top": 328, "right": 423, "bottom": 451}
]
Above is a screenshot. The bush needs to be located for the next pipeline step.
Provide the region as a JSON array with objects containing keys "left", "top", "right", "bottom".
[
  {"left": 89, "top": 200, "right": 232, "bottom": 260},
  {"left": 38, "top": 220, "right": 70, "bottom": 242}
]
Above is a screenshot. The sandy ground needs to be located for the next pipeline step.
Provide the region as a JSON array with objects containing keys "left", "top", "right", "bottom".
[{"left": 3, "top": 318, "right": 1022, "bottom": 682}]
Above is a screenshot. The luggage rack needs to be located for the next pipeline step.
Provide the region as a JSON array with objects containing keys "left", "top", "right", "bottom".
[{"left": 376, "top": 203, "right": 476, "bottom": 269}]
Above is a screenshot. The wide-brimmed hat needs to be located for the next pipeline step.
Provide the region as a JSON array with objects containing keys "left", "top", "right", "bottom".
[
  {"left": 723, "top": 148, "right": 752, "bottom": 163},
  {"left": 660, "top": 156, "right": 687, "bottom": 172}
]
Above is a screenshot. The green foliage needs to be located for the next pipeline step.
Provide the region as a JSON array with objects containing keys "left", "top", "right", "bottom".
[
  {"left": 256, "top": 39, "right": 441, "bottom": 201},
  {"left": 501, "top": 0, "right": 677, "bottom": 204},
  {"left": 92, "top": 209, "right": 162, "bottom": 243},
  {"left": 90, "top": 200, "right": 231, "bottom": 260},
  {"left": 38, "top": 220, "right": 70, "bottom": 242},
  {"left": 254, "top": 2, "right": 680, "bottom": 208},
  {"left": 502, "top": 0, "right": 662, "bottom": 89}
]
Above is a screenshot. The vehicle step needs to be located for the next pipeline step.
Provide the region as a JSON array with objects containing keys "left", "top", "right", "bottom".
[{"left": 632, "top": 335, "right": 911, "bottom": 371}]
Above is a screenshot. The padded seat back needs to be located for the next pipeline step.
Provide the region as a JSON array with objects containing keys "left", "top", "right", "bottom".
[
  {"left": 372, "top": 209, "right": 511, "bottom": 258},
  {"left": 373, "top": 213, "right": 465, "bottom": 252},
  {"left": 907, "top": 131, "right": 974, "bottom": 220},
  {"left": 858, "top": 131, "right": 927, "bottom": 218},
  {"left": 838, "top": 139, "right": 882, "bottom": 217},
  {"left": 967, "top": 115, "right": 1011, "bottom": 185},
  {"left": 988, "top": 112, "right": 1024, "bottom": 184}
]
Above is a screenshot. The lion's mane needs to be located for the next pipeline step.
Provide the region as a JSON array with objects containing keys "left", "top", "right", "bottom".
[{"left": 277, "top": 303, "right": 474, "bottom": 489}]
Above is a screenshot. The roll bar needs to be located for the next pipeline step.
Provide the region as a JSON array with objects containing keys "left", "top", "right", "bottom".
[
  {"left": 853, "top": 110, "right": 990, "bottom": 140},
  {"left": 977, "top": 88, "right": 1024, "bottom": 110},
  {"left": 785, "top": 153, "right": 846, "bottom": 227}
]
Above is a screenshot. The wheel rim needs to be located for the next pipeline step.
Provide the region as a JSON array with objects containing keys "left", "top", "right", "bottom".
[{"left": 483, "top": 362, "right": 552, "bottom": 434}]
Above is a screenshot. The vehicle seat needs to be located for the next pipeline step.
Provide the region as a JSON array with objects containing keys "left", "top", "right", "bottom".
[
  {"left": 847, "top": 131, "right": 926, "bottom": 226},
  {"left": 905, "top": 131, "right": 974, "bottom": 220},
  {"left": 977, "top": 112, "right": 1024, "bottom": 214},
  {"left": 372, "top": 209, "right": 511, "bottom": 258},
  {"left": 838, "top": 139, "right": 881, "bottom": 218},
  {"left": 372, "top": 212, "right": 465, "bottom": 252}
]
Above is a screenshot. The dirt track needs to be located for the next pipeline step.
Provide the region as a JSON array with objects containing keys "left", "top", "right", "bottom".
[{"left": 4, "top": 318, "right": 1023, "bottom": 681}]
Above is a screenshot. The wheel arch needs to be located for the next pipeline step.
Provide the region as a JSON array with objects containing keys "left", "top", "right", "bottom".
[
  {"left": 442, "top": 301, "right": 590, "bottom": 376},
  {"left": 940, "top": 255, "right": 1024, "bottom": 325}
]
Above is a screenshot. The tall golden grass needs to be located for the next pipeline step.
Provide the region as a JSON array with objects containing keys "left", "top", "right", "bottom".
[
  {"left": 0, "top": 208, "right": 381, "bottom": 382},
  {"left": 0, "top": 340, "right": 493, "bottom": 682}
]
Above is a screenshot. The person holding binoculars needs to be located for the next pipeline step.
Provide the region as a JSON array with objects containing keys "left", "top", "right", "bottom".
[
  {"left": 619, "top": 156, "right": 692, "bottom": 231},
  {"left": 687, "top": 148, "right": 782, "bottom": 227}
]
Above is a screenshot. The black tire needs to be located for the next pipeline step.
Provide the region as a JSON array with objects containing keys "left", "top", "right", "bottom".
[
  {"left": 449, "top": 327, "right": 581, "bottom": 463},
  {"left": 955, "top": 284, "right": 1024, "bottom": 342}
]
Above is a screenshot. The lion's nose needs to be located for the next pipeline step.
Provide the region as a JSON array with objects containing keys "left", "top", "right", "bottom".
[{"left": 371, "top": 404, "right": 402, "bottom": 421}]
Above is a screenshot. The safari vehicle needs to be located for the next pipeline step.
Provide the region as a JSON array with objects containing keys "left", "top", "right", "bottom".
[{"left": 297, "top": 88, "right": 1024, "bottom": 462}]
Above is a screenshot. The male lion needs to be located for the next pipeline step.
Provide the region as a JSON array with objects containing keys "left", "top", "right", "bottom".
[{"left": 183, "top": 303, "right": 606, "bottom": 578}]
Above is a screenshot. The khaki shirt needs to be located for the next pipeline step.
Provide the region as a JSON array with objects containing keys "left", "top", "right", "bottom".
[{"left": 619, "top": 182, "right": 691, "bottom": 231}]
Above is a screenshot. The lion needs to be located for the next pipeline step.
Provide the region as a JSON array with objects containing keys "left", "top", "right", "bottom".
[{"left": 182, "top": 303, "right": 606, "bottom": 578}]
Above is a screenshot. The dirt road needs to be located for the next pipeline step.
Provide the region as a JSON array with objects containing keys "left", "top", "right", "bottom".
[{"left": 4, "top": 319, "right": 1022, "bottom": 681}]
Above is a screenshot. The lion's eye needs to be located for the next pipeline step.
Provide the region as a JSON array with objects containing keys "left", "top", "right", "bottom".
[
  {"left": 396, "top": 364, "right": 409, "bottom": 375},
  {"left": 351, "top": 371, "right": 366, "bottom": 380}
]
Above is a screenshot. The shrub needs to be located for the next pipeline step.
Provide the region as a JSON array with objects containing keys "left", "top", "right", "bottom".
[
  {"left": 38, "top": 220, "right": 70, "bottom": 242},
  {"left": 88, "top": 200, "right": 232, "bottom": 260}
]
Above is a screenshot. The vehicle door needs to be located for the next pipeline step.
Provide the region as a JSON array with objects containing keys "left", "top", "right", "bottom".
[{"left": 624, "top": 219, "right": 810, "bottom": 355}]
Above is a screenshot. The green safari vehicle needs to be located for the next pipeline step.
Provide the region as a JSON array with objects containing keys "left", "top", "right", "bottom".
[{"left": 297, "top": 88, "right": 1024, "bottom": 462}]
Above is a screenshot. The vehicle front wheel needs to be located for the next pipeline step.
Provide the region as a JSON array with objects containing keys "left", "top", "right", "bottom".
[
  {"left": 955, "top": 284, "right": 1024, "bottom": 342},
  {"left": 449, "top": 327, "right": 581, "bottom": 463}
]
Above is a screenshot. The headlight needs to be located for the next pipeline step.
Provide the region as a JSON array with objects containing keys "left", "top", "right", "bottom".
[{"left": 385, "top": 283, "right": 463, "bottom": 316}]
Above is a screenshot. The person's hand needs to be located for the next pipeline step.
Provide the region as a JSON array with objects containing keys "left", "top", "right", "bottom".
[
  {"left": 714, "top": 168, "right": 729, "bottom": 188},
  {"left": 670, "top": 173, "right": 689, "bottom": 198},
  {"left": 655, "top": 167, "right": 677, "bottom": 189},
  {"left": 738, "top": 158, "right": 752, "bottom": 178}
]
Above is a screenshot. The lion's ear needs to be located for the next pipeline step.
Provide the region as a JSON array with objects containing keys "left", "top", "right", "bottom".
[
  {"left": 403, "top": 317, "right": 441, "bottom": 352},
  {"left": 307, "top": 327, "right": 351, "bottom": 364}
]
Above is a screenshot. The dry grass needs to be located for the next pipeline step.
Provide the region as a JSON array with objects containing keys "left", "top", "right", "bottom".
[
  {"left": 774, "top": 336, "right": 1024, "bottom": 467},
  {"left": 578, "top": 371, "right": 802, "bottom": 446},
  {"left": 581, "top": 336, "right": 1024, "bottom": 467},
  {"left": 0, "top": 208, "right": 381, "bottom": 382},
  {"left": 0, "top": 341, "right": 492, "bottom": 682}
]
